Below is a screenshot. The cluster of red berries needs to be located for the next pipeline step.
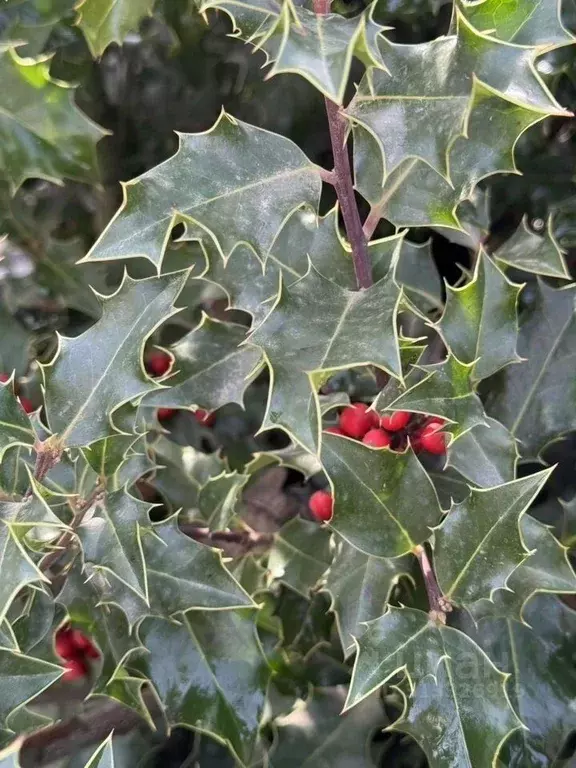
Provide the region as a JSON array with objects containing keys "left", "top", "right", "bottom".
[
  {"left": 54, "top": 625, "right": 100, "bottom": 681},
  {"left": 0, "top": 372, "right": 34, "bottom": 414},
  {"left": 144, "top": 351, "right": 215, "bottom": 426},
  {"left": 308, "top": 404, "right": 448, "bottom": 524}
]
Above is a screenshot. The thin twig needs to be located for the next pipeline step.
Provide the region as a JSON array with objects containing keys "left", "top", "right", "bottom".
[
  {"left": 317, "top": 167, "right": 336, "bottom": 185},
  {"left": 363, "top": 158, "right": 418, "bottom": 242},
  {"left": 180, "top": 525, "right": 273, "bottom": 558},
  {"left": 313, "top": 0, "right": 372, "bottom": 290},
  {"left": 413, "top": 544, "right": 452, "bottom": 624}
]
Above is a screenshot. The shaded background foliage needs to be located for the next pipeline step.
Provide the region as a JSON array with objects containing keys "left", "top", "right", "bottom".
[{"left": 1, "top": 0, "right": 576, "bottom": 766}]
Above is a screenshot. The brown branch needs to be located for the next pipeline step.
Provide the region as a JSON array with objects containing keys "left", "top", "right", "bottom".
[
  {"left": 180, "top": 525, "right": 273, "bottom": 558},
  {"left": 25, "top": 437, "right": 63, "bottom": 498},
  {"left": 413, "top": 545, "right": 452, "bottom": 624},
  {"left": 313, "top": 0, "right": 372, "bottom": 290},
  {"left": 318, "top": 167, "right": 336, "bottom": 185}
]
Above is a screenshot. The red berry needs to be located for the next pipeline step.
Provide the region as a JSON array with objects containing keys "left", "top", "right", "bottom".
[
  {"left": 339, "top": 403, "right": 377, "bottom": 439},
  {"left": 146, "top": 350, "right": 171, "bottom": 377},
  {"left": 425, "top": 416, "right": 446, "bottom": 429},
  {"left": 55, "top": 628, "right": 76, "bottom": 660},
  {"left": 309, "top": 490, "right": 333, "bottom": 523},
  {"left": 362, "top": 428, "right": 392, "bottom": 448},
  {"left": 420, "top": 424, "right": 448, "bottom": 455},
  {"left": 62, "top": 658, "right": 88, "bottom": 682},
  {"left": 19, "top": 397, "right": 34, "bottom": 414},
  {"left": 194, "top": 408, "right": 216, "bottom": 427},
  {"left": 324, "top": 426, "right": 345, "bottom": 436},
  {"left": 70, "top": 630, "right": 100, "bottom": 659},
  {"left": 380, "top": 411, "right": 411, "bottom": 432},
  {"left": 0, "top": 373, "right": 9, "bottom": 384},
  {"left": 157, "top": 407, "right": 176, "bottom": 421}
]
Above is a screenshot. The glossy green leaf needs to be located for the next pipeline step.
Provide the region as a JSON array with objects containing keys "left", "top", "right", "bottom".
[
  {"left": 144, "top": 317, "right": 261, "bottom": 413},
  {"left": 322, "top": 434, "right": 442, "bottom": 557},
  {"left": 0, "top": 648, "right": 62, "bottom": 739},
  {"left": 82, "top": 435, "right": 141, "bottom": 481},
  {"left": 494, "top": 216, "right": 570, "bottom": 278},
  {"left": 267, "top": 517, "right": 333, "bottom": 597},
  {"left": 0, "top": 45, "right": 104, "bottom": 193},
  {"left": 76, "top": 489, "right": 150, "bottom": 603},
  {"left": 197, "top": 471, "right": 248, "bottom": 530},
  {"left": 461, "top": 595, "right": 576, "bottom": 768},
  {"left": 446, "top": 417, "right": 518, "bottom": 487},
  {"left": 485, "top": 280, "right": 576, "bottom": 459},
  {"left": 76, "top": 0, "right": 154, "bottom": 56},
  {"left": 396, "top": 238, "right": 443, "bottom": 314},
  {"left": 437, "top": 251, "right": 522, "bottom": 381},
  {"left": 458, "top": 0, "right": 575, "bottom": 48},
  {"left": 433, "top": 468, "right": 552, "bottom": 605},
  {"left": 0, "top": 305, "right": 31, "bottom": 378},
  {"left": 346, "top": 606, "right": 521, "bottom": 768},
  {"left": 82, "top": 734, "right": 114, "bottom": 768},
  {"left": 138, "top": 609, "right": 271, "bottom": 765},
  {"left": 43, "top": 272, "right": 187, "bottom": 448},
  {"left": 0, "top": 490, "right": 64, "bottom": 624},
  {"left": 81, "top": 513, "right": 253, "bottom": 626},
  {"left": 250, "top": 266, "right": 401, "bottom": 453},
  {"left": 271, "top": 686, "right": 386, "bottom": 768},
  {"left": 323, "top": 539, "right": 413, "bottom": 656},
  {"left": 468, "top": 515, "right": 576, "bottom": 621},
  {"left": 387, "top": 354, "right": 488, "bottom": 441},
  {"left": 84, "top": 113, "right": 321, "bottom": 270},
  {"left": 0, "top": 382, "right": 35, "bottom": 463}
]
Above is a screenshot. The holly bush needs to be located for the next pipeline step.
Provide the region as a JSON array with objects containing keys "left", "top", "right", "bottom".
[{"left": 1, "top": 0, "right": 576, "bottom": 766}]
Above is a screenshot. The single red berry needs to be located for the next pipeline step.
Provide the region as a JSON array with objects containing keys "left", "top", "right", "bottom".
[
  {"left": 19, "top": 397, "right": 34, "bottom": 414},
  {"left": 54, "top": 627, "right": 76, "bottom": 660},
  {"left": 420, "top": 424, "right": 447, "bottom": 455},
  {"left": 309, "top": 490, "right": 333, "bottom": 523},
  {"left": 146, "top": 350, "right": 172, "bottom": 377},
  {"left": 380, "top": 411, "right": 411, "bottom": 432},
  {"left": 157, "top": 407, "right": 176, "bottom": 421},
  {"left": 70, "top": 630, "right": 100, "bottom": 659},
  {"left": 425, "top": 416, "right": 446, "bottom": 430},
  {"left": 324, "top": 426, "right": 345, "bottom": 436},
  {"left": 0, "top": 373, "right": 9, "bottom": 384},
  {"left": 362, "top": 428, "right": 392, "bottom": 448},
  {"left": 62, "top": 658, "right": 88, "bottom": 682},
  {"left": 339, "top": 403, "right": 377, "bottom": 439},
  {"left": 194, "top": 408, "right": 216, "bottom": 427}
]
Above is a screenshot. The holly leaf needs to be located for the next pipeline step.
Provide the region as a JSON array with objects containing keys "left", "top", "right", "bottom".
[
  {"left": 0, "top": 381, "right": 35, "bottom": 463},
  {"left": 197, "top": 471, "right": 249, "bottom": 530},
  {"left": 270, "top": 686, "right": 386, "bottom": 768},
  {"left": 0, "top": 45, "right": 104, "bottom": 193},
  {"left": 485, "top": 280, "right": 576, "bottom": 459},
  {"left": 43, "top": 272, "right": 187, "bottom": 448},
  {"left": 82, "top": 734, "right": 115, "bottom": 768},
  {"left": 250, "top": 266, "right": 402, "bottom": 453},
  {"left": 267, "top": 517, "right": 333, "bottom": 597},
  {"left": 323, "top": 539, "right": 413, "bottom": 656},
  {"left": 82, "top": 435, "right": 141, "bottom": 482},
  {"left": 0, "top": 649, "right": 62, "bottom": 741},
  {"left": 437, "top": 251, "right": 522, "bottom": 381},
  {"left": 346, "top": 606, "right": 521, "bottom": 768},
  {"left": 433, "top": 468, "right": 552, "bottom": 606},
  {"left": 137, "top": 609, "right": 271, "bottom": 766},
  {"left": 387, "top": 354, "right": 489, "bottom": 441},
  {"left": 0, "top": 490, "right": 64, "bottom": 624},
  {"left": 457, "top": 0, "right": 575, "bottom": 48},
  {"left": 322, "top": 434, "right": 442, "bottom": 557},
  {"left": 461, "top": 595, "right": 576, "bottom": 768},
  {"left": 76, "top": 0, "right": 155, "bottom": 57},
  {"left": 143, "top": 317, "right": 261, "bottom": 413},
  {"left": 82, "top": 514, "right": 253, "bottom": 626},
  {"left": 397, "top": 238, "right": 443, "bottom": 314},
  {"left": 494, "top": 216, "right": 570, "bottom": 279},
  {"left": 0, "top": 305, "right": 31, "bottom": 378},
  {"left": 446, "top": 417, "right": 518, "bottom": 487},
  {"left": 76, "top": 489, "right": 150, "bottom": 604},
  {"left": 83, "top": 114, "right": 321, "bottom": 270},
  {"left": 346, "top": 36, "right": 470, "bottom": 178},
  {"left": 467, "top": 515, "right": 576, "bottom": 621}
]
